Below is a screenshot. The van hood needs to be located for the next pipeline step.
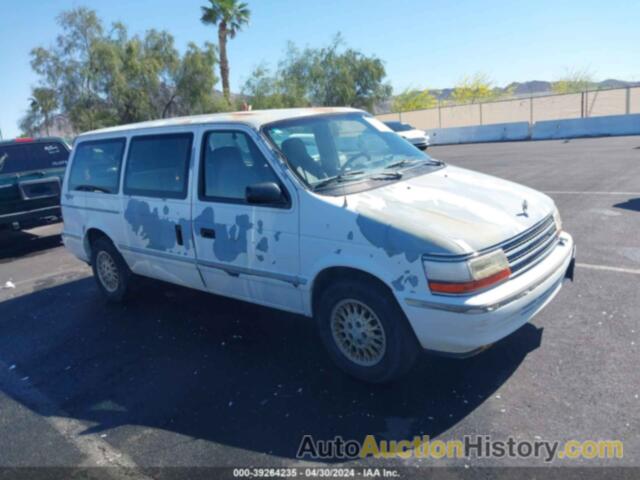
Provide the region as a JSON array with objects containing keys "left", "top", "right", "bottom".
[{"left": 348, "top": 165, "right": 555, "bottom": 256}]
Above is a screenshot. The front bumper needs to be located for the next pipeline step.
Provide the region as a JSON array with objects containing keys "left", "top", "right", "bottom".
[
  {"left": 409, "top": 137, "right": 429, "bottom": 150},
  {"left": 402, "top": 232, "right": 575, "bottom": 355}
]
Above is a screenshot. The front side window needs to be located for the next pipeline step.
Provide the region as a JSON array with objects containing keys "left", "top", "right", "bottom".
[
  {"left": 265, "top": 113, "right": 435, "bottom": 190},
  {"left": 68, "top": 138, "right": 125, "bottom": 194},
  {"left": 124, "top": 133, "right": 193, "bottom": 199},
  {"left": 0, "top": 142, "right": 68, "bottom": 175},
  {"left": 201, "top": 130, "right": 281, "bottom": 202}
]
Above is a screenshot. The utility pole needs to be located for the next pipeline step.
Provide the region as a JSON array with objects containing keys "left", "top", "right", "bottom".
[
  {"left": 529, "top": 96, "right": 534, "bottom": 126},
  {"left": 626, "top": 87, "right": 631, "bottom": 115}
]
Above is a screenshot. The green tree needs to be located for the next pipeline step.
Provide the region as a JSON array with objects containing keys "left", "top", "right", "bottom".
[
  {"left": 19, "top": 109, "right": 41, "bottom": 137},
  {"left": 200, "top": 0, "right": 250, "bottom": 105},
  {"left": 451, "top": 73, "right": 497, "bottom": 104},
  {"left": 392, "top": 88, "right": 437, "bottom": 112},
  {"left": 552, "top": 68, "right": 595, "bottom": 94},
  {"left": 241, "top": 36, "right": 391, "bottom": 111},
  {"left": 31, "top": 7, "right": 107, "bottom": 131},
  {"left": 241, "top": 65, "right": 292, "bottom": 109},
  {"left": 27, "top": 7, "right": 222, "bottom": 133},
  {"left": 168, "top": 42, "right": 223, "bottom": 116},
  {"left": 21, "top": 87, "right": 59, "bottom": 136}
]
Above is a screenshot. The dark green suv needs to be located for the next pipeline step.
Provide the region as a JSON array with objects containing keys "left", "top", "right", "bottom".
[{"left": 0, "top": 137, "right": 70, "bottom": 230}]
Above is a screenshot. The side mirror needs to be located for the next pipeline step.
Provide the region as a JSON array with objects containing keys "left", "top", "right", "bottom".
[{"left": 246, "top": 182, "right": 286, "bottom": 205}]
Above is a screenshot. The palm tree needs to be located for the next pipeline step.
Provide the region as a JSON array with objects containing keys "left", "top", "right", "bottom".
[
  {"left": 29, "top": 88, "right": 58, "bottom": 137},
  {"left": 200, "top": 0, "right": 250, "bottom": 105}
]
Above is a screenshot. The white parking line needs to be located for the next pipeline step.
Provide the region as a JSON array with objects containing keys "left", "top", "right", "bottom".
[
  {"left": 0, "top": 361, "right": 151, "bottom": 477},
  {"left": 8, "top": 267, "right": 91, "bottom": 288},
  {"left": 577, "top": 263, "right": 640, "bottom": 275},
  {"left": 544, "top": 191, "right": 640, "bottom": 195}
]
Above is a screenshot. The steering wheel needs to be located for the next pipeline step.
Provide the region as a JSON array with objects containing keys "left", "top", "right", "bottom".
[{"left": 341, "top": 152, "right": 371, "bottom": 173}]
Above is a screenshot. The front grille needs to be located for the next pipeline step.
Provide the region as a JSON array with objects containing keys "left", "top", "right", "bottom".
[{"left": 503, "top": 215, "right": 559, "bottom": 276}]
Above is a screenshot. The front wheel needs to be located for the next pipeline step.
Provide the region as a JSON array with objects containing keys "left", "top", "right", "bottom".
[
  {"left": 315, "top": 278, "right": 420, "bottom": 383},
  {"left": 91, "top": 237, "right": 131, "bottom": 303}
]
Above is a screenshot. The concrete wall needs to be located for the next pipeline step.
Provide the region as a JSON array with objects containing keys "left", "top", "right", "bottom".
[
  {"left": 531, "top": 114, "right": 640, "bottom": 140},
  {"left": 440, "top": 104, "right": 480, "bottom": 128},
  {"left": 426, "top": 122, "right": 530, "bottom": 145},
  {"left": 630, "top": 87, "right": 640, "bottom": 114},
  {"left": 587, "top": 89, "right": 627, "bottom": 117},
  {"left": 482, "top": 98, "right": 531, "bottom": 125},
  {"left": 375, "top": 112, "right": 400, "bottom": 122},
  {"left": 401, "top": 108, "right": 440, "bottom": 130},
  {"left": 374, "top": 88, "right": 640, "bottom": 145},
  {"left": 376, "top": 86, "right": 640, "bottom": 130},
  {"left": 417, "top": 114, "right": 640, "bottom": 145},
  {"left": 531, "top": 92, "right": 582, "bottom": 122}
]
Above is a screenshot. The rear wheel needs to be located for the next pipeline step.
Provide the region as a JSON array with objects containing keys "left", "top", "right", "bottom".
[
  {"left": 91, "top": 237, "right": 131, "bottom": 303},
  {"left": 316, "top": 277, "right": 420, "bottom": 383}
]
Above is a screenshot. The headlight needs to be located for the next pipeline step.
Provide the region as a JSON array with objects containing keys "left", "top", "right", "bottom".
[
  {"left": 423, "top": 249, "right": 511, "bottom": 295},
  {"left": 553, "top": 208, "right": 562, "bottom": 232}
]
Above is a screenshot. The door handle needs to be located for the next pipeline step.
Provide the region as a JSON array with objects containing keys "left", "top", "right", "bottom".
[
  {"left": 175, "top": 225, "right": 184, "bottom": 246},
  {"left": 200, "top": 227, "right": 216, "bottom": 239}
]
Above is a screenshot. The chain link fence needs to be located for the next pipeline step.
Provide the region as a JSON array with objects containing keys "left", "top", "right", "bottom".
[{"left": 376, "top": 86, "right": 640, "bottom": 130}]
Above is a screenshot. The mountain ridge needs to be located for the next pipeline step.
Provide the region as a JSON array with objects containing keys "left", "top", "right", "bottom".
[{"left": 430, "top": 79, "right": 640, "bottom": 100}]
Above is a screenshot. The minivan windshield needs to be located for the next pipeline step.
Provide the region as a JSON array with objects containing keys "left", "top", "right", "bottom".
[{"left": 264, "top": 113, "right": 439, "bottom": 190}]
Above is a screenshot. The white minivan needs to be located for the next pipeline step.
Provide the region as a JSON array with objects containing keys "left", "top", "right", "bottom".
[{"left": 62, "top": 108, "right": 575, "bottom": 383}]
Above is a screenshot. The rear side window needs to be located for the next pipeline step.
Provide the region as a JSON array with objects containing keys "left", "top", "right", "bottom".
[
  {"left": 124, "top": 133, "right": 193, "bottom": 199},
  {"left": 68, "top": 138, "right": 126, "bottom": 194},
  {"left": 0, "top": 142, "right": 69, "bottom": 175}
]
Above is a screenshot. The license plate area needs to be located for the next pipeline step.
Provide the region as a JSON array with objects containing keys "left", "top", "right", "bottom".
[{"left": 19, "top": 178, "right": 61, "bottom": 200}]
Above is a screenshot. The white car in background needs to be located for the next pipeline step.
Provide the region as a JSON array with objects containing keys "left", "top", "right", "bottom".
[{"left": 384, "top": 121, "right": 430, "bottom": 150}]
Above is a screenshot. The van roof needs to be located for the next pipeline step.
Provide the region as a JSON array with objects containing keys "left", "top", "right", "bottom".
[{"left": 78, "top": 107, "right": 363, "bottom": 138}]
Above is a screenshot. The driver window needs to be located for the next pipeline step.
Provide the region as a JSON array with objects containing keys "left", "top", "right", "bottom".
[{"left": 201, "top": 130, "right": 280, "bottom": 202}]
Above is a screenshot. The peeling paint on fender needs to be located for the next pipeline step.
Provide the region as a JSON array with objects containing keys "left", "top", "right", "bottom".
[{"left": 356, "top": 214, "right": 427, "bottom": 263}]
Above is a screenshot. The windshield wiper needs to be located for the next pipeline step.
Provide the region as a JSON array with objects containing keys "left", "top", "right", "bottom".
[
  {"left": 385, "top": 158, "right": 443, "bottom": 169},
  {"left": 313, "top": 170, "right": 366, "bottom": 190},
  {"left": 74, "top": 184, "right": 112, "bottom": 193},
  {"left": 370, "top": 171, "right": 403, "bottom": 180},
  {"left": 385, "top": 158, "right": 417, "bottom": 169}
]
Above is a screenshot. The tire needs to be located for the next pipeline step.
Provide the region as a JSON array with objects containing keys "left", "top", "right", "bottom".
[
  {"left": 90, "top": 236, "right": 131, "bottom": 303},
  {"left": 315, "top": 277, "right": 420, "bottom": 383}
]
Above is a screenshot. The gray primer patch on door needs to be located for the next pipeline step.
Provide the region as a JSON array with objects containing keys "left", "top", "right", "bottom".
[
  {"left": 194, "top": 207, "right": 253, "bottom": 262},
  {"left": 125, "top": 199, "right": 191, "bottom": 252},
  {"left": 256, "top": 237, "right": 269, "bottom": 253}
]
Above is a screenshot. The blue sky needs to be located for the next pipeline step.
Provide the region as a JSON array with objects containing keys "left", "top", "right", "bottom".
[{"left": 1, "top": 0, "right": 638, "bottom": 138}]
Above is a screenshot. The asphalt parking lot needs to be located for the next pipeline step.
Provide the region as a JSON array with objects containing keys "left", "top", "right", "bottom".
[{"left": 0, "top": 135, "right": 639, "bottom": 478}]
